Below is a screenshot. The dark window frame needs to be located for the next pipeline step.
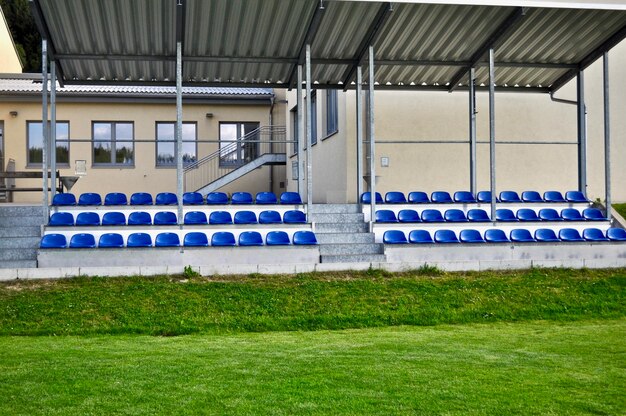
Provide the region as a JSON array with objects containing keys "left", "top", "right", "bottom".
[
  {"left": 325, "top": 89, "right": 339, "bottom": 138},
  {"left": 91, "top": 121, "right": 135, "bottom": 168},
  {"left": 218, "top": 121, "right": 261, "bottom": 168},
  {"left": 155, "top": 121, "right": 198, "bottom": 168},
  {"left": 26, "top": 120, "right": 70, "bottom": 168}
]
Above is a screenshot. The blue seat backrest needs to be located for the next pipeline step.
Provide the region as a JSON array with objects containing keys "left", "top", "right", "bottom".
[
  {"left": 49, "top": 212, "right": 74, "bottom": 226},
  {"left": 431, "top": 191, "right": 453, "bottom": 203},
  {"left": 467, "top": 209, "right": 490, "bottom": 222},
  {"left": 283, "top": 210, "right": 306, "bottom": 224},
  {"left": 499, "top": 191, "right": 521, "bottom": 203},
  {"left": 607, "top": 228, "right": 626, "bottom": 241},
  {"left": 376, "top": 210, "right": 398, "bottom": 223},
  {"left": 102, "top": 212, "right": 126, "bottom": 226},
  {"left": 209, "top": 211, "right": 233, "bottom": 224},
  {"left": 207, "top": 192, "right": 229, "bottom": 205},
  {"left": 434, "top": 229, "right": 459, "bottom": 243},
  {"left": 280, "top": 192, "right": 302, "bottom": 205},
  {"left": 266, "top": 231, "right": 291, "bottom": 246},
  {"left": 231, "top": 192, "right": 253, "bottom": 205},
  {"left": 559, "top": 228, "right": 584, "bottom": 241},
  {"left": 234, "top": 210, "right": 258, "bottom": 224},
  {"left": 104, "top": 192, "right": 128, "bottom": 205},
  {"left": 454, "top": 191, "right": 476, "bottom": 203},
  {"left": 293, "top": 231, "right": 318, "bottom": 245},
  {"left": 155, "top": 232, "right": 180, "bottom": 247},
  {"left": 565, "top": 191, "right": 588, "bottom": 203},
  {"left": 408, "top": 191, "right": 429, "bottom": 204},
  {"left": 582, "top": 228, "right": 608, "bottom": 241},
  {"left": 383, "top": 230, "right": 407, "bottom": 244},
  {"left": 183, "top": 192, "right": 204, "bottom": 205},
  {"left": 385, "top": 192, "right": 407, "bottom": 204},
  {"left": 444, "top": 209, "right": 468, "bottom": 222},
  {"left": 259, "top": 210, "right": 282, "bottom": 224},
  {"left": 155, "top": 192, "right": 177, "bottom": 205},
  {"left": 561, "top": 208, "right": 584, "bottom": 221},
  {"left": 538, "top": 208, "right": 562, "bottom": 221},
  {"left": 239, "top": 231, "right": 264, "bottom": 246},
  {"left": 154, "top": 211, "right": 177, "bottom": 225},
  {"left": 543, "top": 191, "right": 566, "bottom": 203},
  {"left": 98, "top": 233, "right": 124, "bottom": 248},
  {"left": 78, "top": 193, "right": 102, "bottom": 206},
  {"left": 255, "top": 192, "right": 277, "bottom": 204},
  {"left": 421, "top": 209, "right": 444, "bottom": 222},
  {"left": 127, "top": 233, "right": 153, "bottom": 247},
  {"left": 484, "top": 229, "right": 509, "bottom": 243},
  {"left": 476, "top": 191, "right": 493, "bottom": 203},
  {"left": 495, "top": 209, "right": 518, "bottom": 222},
  {"left": 398, "top": 209, "right": 420, "bottom": 223},
  {"left": 76, "top": 212, "right": 100, "bottom": 226},
  {"left": 460, "top": 229, "right": 485, "bottom": 243},
  {"left": 516, "top": 208, "right": 539, "bottom": 221},
  {"left": 521, "top": 191, "right": 543, "bottom": 203},
  {"left": 40, "top": 233, "right": 68, "bottom": 248},
  {"left": 69, "top": 233, "right": 96, "bottom": 248},
  {"left": 211, "top": 232, "right": 236, "bottom": 246},
  {"left": 535, "top": 228, "right": 560, "bottom": 242},
  {"left": 583, "top": 208, "right": 606, "bottom": 221},
  {"left": 361, "top": 192, "right": 384, "bottom": 204},
  {"left": 408, "top": 230, "right": 433, "bottom": 244},
  {"left": 130, "top": 192, "right": 153, "bottom": 205},
  {"left": 184, "top": 232, "right": 209, "bottom": 247},
  {"left": 52, "top": 193, "right": 76, "bottom": 206},
  {"left": 510, "top": 229, "right": 535, "bottom": 242},
  {"left": 184, "top": 211, "right": 208, "bottom": 225},
  {"left": 128, "top": 211, "right": 152, "bottom": 225}
]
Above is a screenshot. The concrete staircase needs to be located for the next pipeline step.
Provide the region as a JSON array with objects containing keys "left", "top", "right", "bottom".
[
  {"left": 311, "top": 204, "right": 385, "bottom": 264},
  {"left": 0, "top": 205, "right": 42, "bottom": 268}
]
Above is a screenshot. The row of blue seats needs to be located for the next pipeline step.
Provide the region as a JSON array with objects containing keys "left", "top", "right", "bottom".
[
  {"left": 383, "top": 227, "right": 626, "bottom": 244},
  {"left": 376, "top": 207, "right": 606, "bottom": 223},
  {"left": 362, "top": 190, "right": 589, "bottom": 204},
  {"left": 52, "top": 191, "right": 303, "bottom": 206},
  {"left": 41, "top": 230, "right": 318, "bottom": 249},
  {"left": 49, "top": 210, "right": 307, "bottom": 226}
]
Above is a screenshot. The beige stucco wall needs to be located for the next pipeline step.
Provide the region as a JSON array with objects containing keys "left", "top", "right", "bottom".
[{"left": 0, "top": 8, "right": 22, "bottom": 73}]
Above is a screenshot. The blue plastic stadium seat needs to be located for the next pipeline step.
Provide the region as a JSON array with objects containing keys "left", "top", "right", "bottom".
[
  {"left": 543, "top": 191, "right": 566, "bottom": 203},
  {"left": 209, "top": 211, "right": 233, "bottom": 225},
  {"left": 460, "top": 229, "right": 485, "bottom": 243},
  {"left": 361, "top": 192, "right": 384, "bottom": 204},
  {"left": 127, "top": 233, "right": 152, "bottom": 247},
  {"left": 565, "top": 191, "right": 588, "bottom": 203},
  {"left": 383, "top": 230, "right": 408, "bottom": 244},
  {"left": 128, "top": 211, "right": 152, "bottom": 225},
  {"left": 467, "top": 209, "right": 490, "bottom": 222},
  {"left": 434, "top": 229, "right": 459, "bottom": 243},
  {"left": 49, "top": 212, "right": 74, "bottom": 226},
  {"left": 538, "top": 208, "right": 563, "bottom": 222},
  {"left": 516, "top": 208, "right": 540, "bottom": 222},
  {"left": 398, "top": 209, "right": 421, "bottom": 223},
  {"left": 583, "top": 228, "right": 609, "bottom": 242},
  {"left": 385, "top": 191, "right": 407, "bottom": 204},
  {"left": 207, "top": 192, "right": 229, "bottom": 205},
  {"left": 293, "top": 230, "right": 318, "bottom": 245},
  {"left": 484, "top": 229, "right": 510, "bottom": 243},
  {"left": 376, "top": 210, "right": 398, "bottom": 223},
  {"left": 510, "top": 229, "right": 535, "bottom": 242},
  {"left": 234, "top": 210, "right": 258, "bottom": 224},
  {"left": 52, "top": 193, "right": 76, "bottom": 206},
  {"left": 499, "top": 191, "right": 522, "bottom": 203},
  {"left": 561, "top": 208, "right": 584, "bottom": 221},
  {"left": 266, "top": 231, "right": 291, "bottom": 246},
  {"left": 40, "top": 233, "right": 67, "bottom": 249},
  {"left": 255, "top": 192, "right": 277, "bottom": 204},
  {"left": 183, "top": 192, "right": 204, "bottom": 205},
  {"left": 521, "top": 191, "right": 543, "bottom": 203},
  {"left": 583, "top": 208, "right": 606, "bottom": 221},
  {"left": 421, "top": 209, "right": 445, "bottom": 222},
  {"left": 280, "top": 192, "right": 302, "bottom": 205},
  {"left": 98, "top": 233, "right": 124, "bottom": 248},
  {"left": 454, "top": 191, "right": 476, "bottom": 203},
  {"left": 78, "top": 193, "right": 102, "bottom": 206},
  {"left": 259, "top": 210, "right": 282, "bottom": 224},
  {"left": 535, "top": 228, "right": 560, "bottom": 242},
  {"left": 239, "top": 231, "right": 264, "bottom": 246},
  {"left": 69, "top": 233, "right": 96, "bottom": 248},
  {"left": 408, "top": 191, "right": 430, "bottom": 204},
  {"left": 184, "top": 211, "right": 208, "bottom": 225},
  {"left": 477, "top": 191, "right": 497, "bottom": 203},
  {"left": 231, "top": 192, "right": 253, "bottom": 205},
  {"left": 607, "top": 228, "right": 626, "bottom": 241},
  {"left": 155, "top": 192, "right": 177, "bottom": 205},
  {"left": 154, "top": 211, "right": 177, "bottom": 225},
  {"left": 130, "top": 192, "right": 153, "bottom": 205},
  {"left": 76, "top": 212, "right": 100, "bottom": 226},
  {"left": 431, "top": 191, "right": 453, "bottom": 204},
  {"left": 211, "top": 232, "right": 236, "bottom": 246},
  {"left": 559, "top": 228, "right": 584, "bottom": 242},
  {"left": 155, "top": 232, "right": 180, "bottom": 247},
  {"left": 408, "top": 230, "right": 434, "bottom": 244},
  {"left": 444, "top": 209, "right": 468, "bottom": 222},
  {"left": 495, "top": 209, "right": 518, "bottom": 222},
  {"left": 104, "top": 192, "right": 127, "bottom": 205},
  {"left": 283, "top": 210, "right": 306, "bottom": 224},
  {"left": 184, "top": 232, "right": 209, "bottom": 247},
  {"left": 102, "top": 212, "right": 126, "bottom": 226}
]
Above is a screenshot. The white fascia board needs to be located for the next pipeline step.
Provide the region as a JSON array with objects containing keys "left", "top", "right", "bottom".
[{"left": 339, "top": 0, "right": 626, "bottom": 11}]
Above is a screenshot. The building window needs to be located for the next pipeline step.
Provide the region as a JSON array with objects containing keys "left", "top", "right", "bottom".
[
  {"left": 311, "top": 92, "right": 317, "bottom": 145},
  {"left": 291, "top": 107, "right": 298, "bottom": 155},
  {"left": 156, "top": 122, "right": 197, "bottom": 167},
  {"left": 219, "top": 122, "right": 260, "bottom": 166},
  {"left": 92, "top": 122, "right": 134, "bottom": 167},
  {"left": 326, "top": 90, "right": 338, "bottom": 135},
  {"left": 27, "top": 121, "right": 70, "bottom": 166}
]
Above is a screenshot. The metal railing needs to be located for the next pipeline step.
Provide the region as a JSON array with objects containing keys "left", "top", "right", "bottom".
[{"left": 184, "top": 126, "right": 288, "bottom": 192}]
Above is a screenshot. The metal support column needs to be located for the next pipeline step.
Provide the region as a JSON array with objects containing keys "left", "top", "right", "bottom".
[
  {"left": 577, "top": 72, "right": 587, "bottom": 197},
  {"left": 488, "top": 48, "right": 496, "bottom": 223},
  {"left": 305, "top": 45, "right": 313, "bottom": 219},
  {"left": 356, "top": 66, "right": 364, "bottom": 201},
  {"left": 368, "top": 46, "right": 376, "bottom": 224},
  {"left": 603, "top": 53, "right": 612, "bottom": 221},
  {"left": 297, "top": 65, "right": 305, "bottom": 196},
  {"left": 469, "top": 67, "right": 477, "bottom": 195},
  {"left": 41, "top": 40, "right": 49, "bottom": 223},
  {"left": 50, "top": 61, "right": 57, "bottom": 199},
  {"left": 176, "top": 41, "right": 184, "bottom": 225}
]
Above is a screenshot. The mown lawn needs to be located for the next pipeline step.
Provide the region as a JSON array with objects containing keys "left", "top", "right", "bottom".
[{"left": 614, "top": 203, "right": 626, "bottom": 219}]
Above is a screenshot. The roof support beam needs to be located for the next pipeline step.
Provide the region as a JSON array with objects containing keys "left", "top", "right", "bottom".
[
  {"left": 603, "top": 53, "right": 611, "bottom": 222},
  {"left": 287, "top": 3, "right": 326, "bottom": 89},
  {"left": 448, "top": 7, "right": 526, "bottom": 92},
  {"left": 341, "top": 2, "right": 393, "bottom": 89},
  {"left": 30, "top": 0, "right": 65, "bottom": 87}
]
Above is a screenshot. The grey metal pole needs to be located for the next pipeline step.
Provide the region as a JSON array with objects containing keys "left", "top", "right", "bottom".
[
  {"left": 297, "top": 65, "right": 305, "bottom": 197},
  {"left": 469, "top": 67, "right": 477, "bottom": 196},
  {"left": 488, "top": 48, "right": 496, "bottom": 223},
  {"left": 368, "top": 46, "right": 376, "bottom": 224},
  {"left": 577, "top": 71, "right": 587, "bottom": 197},
  {"left": 305, "top": 45, "right": 313, "bottom": 220},
  {"left": 50, "top": 61, "right": 57, "bottom": 199},
  {"left": 356, "top": 66, "right": 364, "bottom": 202},
  {"left": 41, "top": 40, "right": 49, "bottom": 223},
  {"left": 176, "top": 41, "right": 184, "bottom": 225},
  {"left": 603, "top": 52, "right": 612, "bottom": 221}
]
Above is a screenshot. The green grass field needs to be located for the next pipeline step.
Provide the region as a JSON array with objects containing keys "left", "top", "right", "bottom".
[
  {"left": 614, "top": 203, "right": 626, "bottom": 219},
  {"left": 1, "top": 268, "right": 625, "bottom": 415}
]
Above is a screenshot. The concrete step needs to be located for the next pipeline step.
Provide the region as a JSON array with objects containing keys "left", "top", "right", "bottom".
[
  {"left": 316, "top": 233, "right": 375, "bottom": 244},
  {"left": 320, "top": 243, "right": 383, "bottom": 256},
  {"left": 0, "top": 260, "right": 37, "bottom": 269},
  {"left": 309, "top": 204, "right": 361, "bottom": 214},
  {"left": 0, "top": 205, "right": 42, "bottom": 217},
  {"left": 315, "top": 222, "right": 369, "bottom": 233},
  {"left": 310, "top": 213, "right": 364, "bottom": 223},
  {"left": 320, "top": 254, "right": 387, "bottom": 263},
  {"left": 0, "top": 226, "right": 41, "bottom": 238},
  {"left": 0, "top": 216, "right": 45, "bottom": 227},
  {"left": 0, "top": 248, "right": 38, "bottom": 261},
  {"left": 0, "top": 236, "right": 41, "bottom": 249}
]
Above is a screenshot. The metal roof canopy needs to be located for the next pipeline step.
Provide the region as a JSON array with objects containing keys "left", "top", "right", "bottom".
[{"left": 30, "top": 0, "right": 626, "bottom": 93}]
